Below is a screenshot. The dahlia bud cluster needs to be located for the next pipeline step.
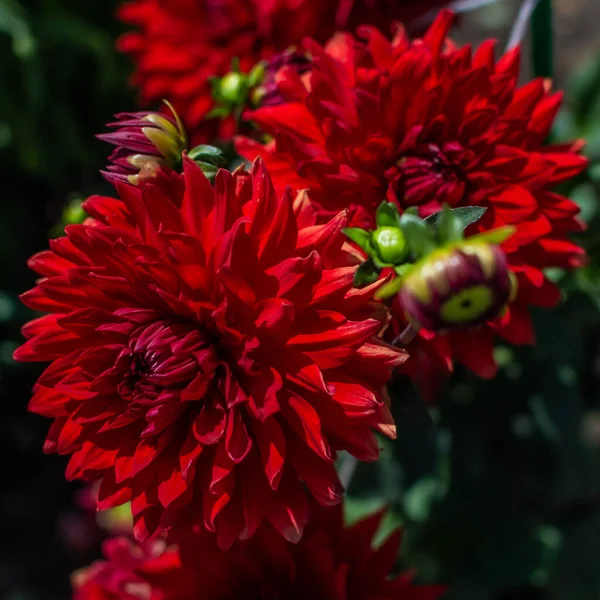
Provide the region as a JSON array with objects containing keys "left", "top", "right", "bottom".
[
  {"left": 208, "top": 50, "right": 311, "bottom": 124},
  {"left": 344, "top": 202, "right": 517, "bottom": 334},
  {"left": 209, "top": 59, "right": 267, "bottom": 120}
]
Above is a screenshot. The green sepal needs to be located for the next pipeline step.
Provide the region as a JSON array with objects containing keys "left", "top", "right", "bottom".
[
  {"left": 375, "top": 275, "right": 403, "bottom": 300},
  {"left": 435, "top": 205, "right": 465, "bottom": 244},
  {"left": 208, "top": 76, "right": 224, "bottom": 102},
  {"left": 399, "top": 213, "right": 437, "bottom": 259},
  {"left": 373, "top": 264, "right": 414, "bottom": 300},
  {"left": 425, "top": 206, "right": 487, "bottom": 232},
  {"left": 206, "top": 106, "right": 231, "bottom": 119},
  {"left": 375, "top": 201, "right": 402, "bottom": 228},
  {"left": 394, "top": 263, "right": 414, "bottom": 277},
  {"left": 248, "top": 61, "right": 266, "bottom": 88},
  {"left": 353, "top": 260, "right": 380, "bottom": 288},
  {"left": 194, "top": 162, "right": 218, "bottom": 181},
  {"left": 188, "top": 145, "right": 227, "bottom": 166},
  {"left": 342, "top": 227, "right": 371, "bottom": 253},
  {"left": 467, "top": 225, "right": 516, "bottom": 246}
]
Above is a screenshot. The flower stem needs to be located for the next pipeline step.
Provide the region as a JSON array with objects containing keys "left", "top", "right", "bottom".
[
  {"left": 531, "top": 0, "right": 553, "bottom": 78},
  {"left": 506, "top": 0, "right": 540, "bottom": 51},
  {"left": 339, "top": 455, "right": 358, "bottom": 489},
  {"left": 391, "top": 323, "right": 419, "bottom": 347}
]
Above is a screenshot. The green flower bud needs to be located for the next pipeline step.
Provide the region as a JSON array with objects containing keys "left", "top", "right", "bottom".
[
  {"left": 219, "top": 72, "right": 248, "bottom": 104},
  {"left": 370, "top": 226, "right": 408, "bottom": 265}
]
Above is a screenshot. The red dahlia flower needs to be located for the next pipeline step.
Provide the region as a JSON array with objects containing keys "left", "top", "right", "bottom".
[
  {"left": 72, "top": 538, "right": 182, "bottom": 600},
  {"left": 15, "top": 157, "right": 405, "bottom": 548},
  {"left": 73, "top": 504, "right": 446, "bottom": 600},
  {"left": 237, "top": 10, "right": 588, "bottom": 395},
  {"left": 117, "top": 0, "right": 450, "bottom": 142}
]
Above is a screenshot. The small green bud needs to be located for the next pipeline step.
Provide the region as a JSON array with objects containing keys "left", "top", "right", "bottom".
[
  {"left": 63, "top": 198, "right": 87, "bottom": 226},
  {"left": 219, "top": 72, "right": 248, "bottom": 104},
  {"left": 370, "top": 226, "right": 408, "bottom": 265}
]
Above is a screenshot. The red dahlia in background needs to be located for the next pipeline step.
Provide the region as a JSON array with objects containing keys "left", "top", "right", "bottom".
[
  {"left": 117, "top": 0, "right": 450, "bottom": 142},
  {"left": 73, "top": 504, "right": 446, "bottom": 600},
  {"left": 14, "top": 157, "right": 404, "bottom": 548},
  {"left": 237, "top": 10, "right": 588, "bottom": 397},
  {"left": 72, "top": 537, "right": 182, "bottom": 600}
]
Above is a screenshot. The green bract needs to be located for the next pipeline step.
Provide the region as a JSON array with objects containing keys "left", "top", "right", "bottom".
[{"left": 187, "top": 144, "right": 227, "bottom": 181}]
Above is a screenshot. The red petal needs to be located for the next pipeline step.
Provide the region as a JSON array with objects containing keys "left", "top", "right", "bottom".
[
  {"left": 250, "top": 417, "right": 286, "bottom": 490},
  {"left": 284, "top": 394, "right": 331, "bottom": 460},
  {"left": 192, "top": 400, "right": 226, "bottom": 445},
  {"left": 267, "top": 475, "right": 309, "bottom": 544},
  {"left": 225, "top": 407, "right": 252, "bottom": 463}
]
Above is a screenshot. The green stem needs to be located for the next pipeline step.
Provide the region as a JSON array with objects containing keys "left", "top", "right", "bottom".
[{"left": 531, "top": 0, "right": 553, "bottom": 78}]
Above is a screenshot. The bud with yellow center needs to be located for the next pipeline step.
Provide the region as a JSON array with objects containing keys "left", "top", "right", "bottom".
[{"left": 398, "top": 239, "right": 517, "bottom": 332}]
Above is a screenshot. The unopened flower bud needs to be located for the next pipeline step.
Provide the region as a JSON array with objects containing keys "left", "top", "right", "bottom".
[
  {"left": 399, "top": 241, "right": 517, "bottom": 332},
  {"left": 370, "top": 226, "right": 408, "bottom": 265},
  {"left": 97, "top": 101, "right": 187, "bottom": 186},
  {"left": 219, "top": 71, "right": 247, "bottom": 104},
  {"left": 252, "top": 48, "right": 311, "bottom": 108}
]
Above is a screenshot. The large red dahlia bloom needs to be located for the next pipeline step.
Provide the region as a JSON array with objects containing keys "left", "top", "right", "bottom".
[
  {"left": 117, "top": 0, "right": 450, "bottom": 142},
  {"left": 237, "top": 10, "right": 588, "bottom": 394},
  {"left": 73, "top": 505, "right": 446, "bottom": 600},
  {"left": 15, "top": 157, "right": 404, "bottom": 548}
]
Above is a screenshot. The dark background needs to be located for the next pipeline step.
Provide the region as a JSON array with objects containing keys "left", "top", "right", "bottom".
[{"left": 2, "top": 1, "right": 600, "bottom": 599}]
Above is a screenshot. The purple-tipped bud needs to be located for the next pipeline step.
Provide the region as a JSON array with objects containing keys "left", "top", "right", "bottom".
[
  {"left": 97, "top": 101, "right": 187, "bottom": 186},
  {"left": 399, "top": 241, "right": 518, "bottom": 332},
  {"left": 251, "top": 48, "right": 311, "bottom": 108}
]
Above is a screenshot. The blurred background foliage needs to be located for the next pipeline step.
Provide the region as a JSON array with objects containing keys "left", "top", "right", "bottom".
[
  {"left": 0, "top": 2, "right": 129, "bottom": 599},
  {"left": 2, "top": 1, "right": 600, "bottom": 599}
]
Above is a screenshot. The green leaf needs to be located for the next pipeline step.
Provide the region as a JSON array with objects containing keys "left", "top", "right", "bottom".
[
  {"left": 402, "top": 477, "right": 444, "bottom": 523},
  {"left": 343, "top": 496, "right": 386, "bottom": 525},
  {"left": 425, "top": 206, "right": 487, "bottom": 232},
  {"left": 399, "top": 213, "right": 436, "bottom": 258},
  {"left": 375, "top": 201, "right": 401, "bottom": 228},
  {"left": 353, "top": 260, "right": 380, "bottom": 288},
  {"left": 530, "top": 394, "right": 561, "bottom": 444},
  {"left": 342, "top": 227, "right": 371, "bottom": 253},
  {"left": 0, "top": 0, "right": 37, "bottom": 58},
  {"left": 570, "top": 182, "right": 598, "bottom": 223}
]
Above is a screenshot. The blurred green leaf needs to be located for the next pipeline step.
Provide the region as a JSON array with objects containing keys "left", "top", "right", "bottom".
[{"left": 570, "top": 182, "right": 598, "bottom": 223}]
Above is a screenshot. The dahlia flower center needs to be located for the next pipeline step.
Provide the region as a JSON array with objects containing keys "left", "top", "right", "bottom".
[
  {"left": 388, "top": 143, "right": 469, "bottom": 207},
  {"left": 116, "top": 320, "right": 219, "bottom": 408}
]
